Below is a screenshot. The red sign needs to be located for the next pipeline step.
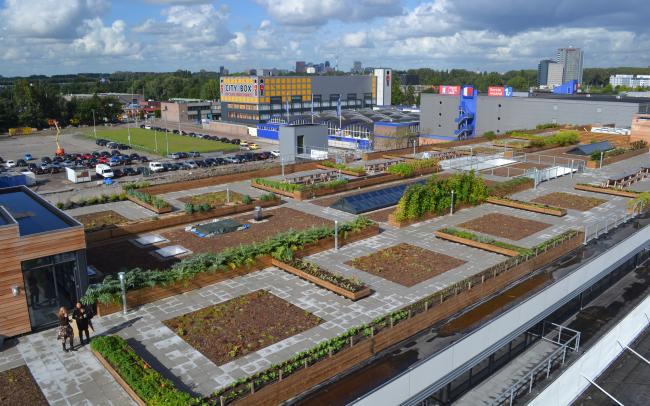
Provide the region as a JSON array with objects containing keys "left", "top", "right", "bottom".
[
  {"left": 439, "top": 85, "right": 460, "bottom": 95},
  {"left": 488, "top": 86, "right": 505, "bottom": 97}
]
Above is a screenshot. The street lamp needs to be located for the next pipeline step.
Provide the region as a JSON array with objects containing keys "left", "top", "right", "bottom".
[{"left": 92, "top": 109, "right": 97, "bottom": 139}]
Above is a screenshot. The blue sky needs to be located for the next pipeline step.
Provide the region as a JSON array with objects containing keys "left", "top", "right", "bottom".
[{"left": 1, "top": 0, "right": 649, "bottom": 76}]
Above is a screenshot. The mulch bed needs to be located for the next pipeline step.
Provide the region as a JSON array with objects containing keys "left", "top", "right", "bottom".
[
  {"left": 532, "top": 192, "right": 606, "bottom": 211},
  {"left": 87, "top": 207, "right": 330, "bottom": 277},
  {"left": 164, "top": 290, "right": 322, "bottom": 365},
  {"left": 74, "top": 210, "right": 129, "bottom": 230},
  {"left": 0, "top": 365, "right": 48, "bottom": 406},
  {"left": 177, "top": 191, "right": 244, "bottom": 206},
  {"left": 347, "top": 243, "right": 466, "bottom": 287},
  {"left": 457, "top": 213, "right": 551, "bottom": 241}
]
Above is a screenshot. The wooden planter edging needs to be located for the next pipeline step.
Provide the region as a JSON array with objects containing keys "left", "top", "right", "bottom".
[
  {"left": 314, "top": 164, "right": 366, "bottom": 177},
  {"left": 574, "top": 184, "right": 639, "bottom": 198},
  {"left": 434, "top": 231, "right": 520, "bottom": 257},
  {"left": 486, "top": 197, "right": 566, "bottom": 217},
  {"left": 271, "top": 259, "right": 372, "bottom": 301},
  {"left": 232, "top": 233, "right": 582, "bottom": 406},
  {"left": 585, "top": 147, "right": 649, "bottom": 169},
  {"left": 86, "top": 198, "right": 282, "bottom": 244},
  {"left": 96, "top": 226, "right": 380, "bottom": 316},
  {"left": 126, "top": 195, "right": 172, "bottom": 214},
  {"left": 91, "top": 349, "right": 146, "bottom": 406}
]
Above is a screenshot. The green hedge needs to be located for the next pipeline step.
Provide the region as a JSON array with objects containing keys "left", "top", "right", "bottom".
[
  {"left": 91, "top": 336, "right": 203, "bottom": 405},
  {"left": 81, "top": 216, "right": 375, "bottom": 305},
  {"left": 56, "top": 192, "right": 127, "bottom": 210},
  {"left": 393, "top": 171, "right": 487, "bottom": 222},
  {"left": 536, "top": 123, "right": 560, "bottom": 129},
  {"left": 386, "top": 158, "right": 439, "bottom": 178},
  {"left": 253, "top": 177, "right": 349, "bottom": 193}
]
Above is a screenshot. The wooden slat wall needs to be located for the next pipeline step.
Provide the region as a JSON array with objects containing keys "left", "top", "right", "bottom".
[{"left": 0, "top": 225, "right": 86, "bottom": 338}]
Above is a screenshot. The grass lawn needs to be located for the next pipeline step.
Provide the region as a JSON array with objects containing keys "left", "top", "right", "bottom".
[{"left": 85, "top": 127, "right": 240, "bottom": 155}]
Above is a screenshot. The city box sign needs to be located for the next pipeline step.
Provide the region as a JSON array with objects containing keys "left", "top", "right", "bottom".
[
  {"left": 439, "top": 85, "right": 461, "bottom": 95},
  {"left": 220, "top": 78, "right": 264, "bottom": 97},
  {"left": 488, "top": 86, "right": 513, "bottom": 97}
]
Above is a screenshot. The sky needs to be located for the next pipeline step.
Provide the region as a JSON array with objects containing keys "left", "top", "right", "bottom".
[{"left": 1, "top": 0, "right": 649, "bottom": 76}]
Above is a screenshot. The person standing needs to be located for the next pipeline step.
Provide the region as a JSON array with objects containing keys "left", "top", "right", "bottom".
[
  {"left": 72, "top": 302, "right": 91, "bottom": 345},
  {"left": 57, "top": 307, "right": 74, "bottom": 352}
]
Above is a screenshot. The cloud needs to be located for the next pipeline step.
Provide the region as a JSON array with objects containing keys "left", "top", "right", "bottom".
[
  {"left": 142, "top": 0, "right": 211, "bottom": 4},
  {"left": 257, "top": 0, "right": 403, "bottom": 26},
  {"left": 0, "top": 0, "right": 109, "bottom": 38},
  {"left": 342, "top": 32, "right": 372, "bottom": 48},
  {"left": 72, "top": 18, "right": 140, "bottom": 56}
]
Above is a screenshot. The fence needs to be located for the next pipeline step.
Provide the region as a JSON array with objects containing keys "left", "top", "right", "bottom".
[
  {"left": 583, "top": 211, "right": 637, "bottom": 244},
  {"left": 511, "top": 151, "right": 587, "bottom": 172},
  {"left": 489, "top": 322, "right": 581, "bottom": 406}
]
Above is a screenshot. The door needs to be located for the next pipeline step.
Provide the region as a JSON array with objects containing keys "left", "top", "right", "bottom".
[
  {"left": 23, "top": 259, "right": 79, "bottom": 330},
  {"left": 297, "top": 135, "right": 305, "bottom": 155}
]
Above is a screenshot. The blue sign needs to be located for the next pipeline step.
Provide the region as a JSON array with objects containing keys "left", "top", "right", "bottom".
[{"left": 504, "top": 86, "right": 513, "bottom": 97}]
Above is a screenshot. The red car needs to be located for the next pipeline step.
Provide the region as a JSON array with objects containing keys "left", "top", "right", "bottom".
[
  {"left": 98, "top": 156, "right": 109, "bottom": 164},
  {"left": 81, "top": 153, "right": 93, "bottom": 160}
]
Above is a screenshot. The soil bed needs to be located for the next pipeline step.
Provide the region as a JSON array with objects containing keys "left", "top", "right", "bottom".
[
  {"left": 74, "top": 210, "right": 129, "bottom": 230},
  {"left": 0, "top": 365, "right": 48, "bottom": 406},
  {"left": 458, "top": 213, "right": 551, "bottom": 241},
  {"left": 532, "top": 192, "right": 606, "bottom": 211},
  {"left": 87, "top": 207, "right": 330, "bottom": 276},
  {"left": 348, "top": 243, "right": 466, "bottom": 287},
  {"left": 164, "top": 290, "right": 322, "bottom": 365},
  {"left": 177, "top": 190, "right": 244, "bottom": 206}
]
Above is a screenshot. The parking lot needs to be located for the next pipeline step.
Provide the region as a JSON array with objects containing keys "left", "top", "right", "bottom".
[{"left": 0, "top": 127, "right": 280, "bottom": 193}]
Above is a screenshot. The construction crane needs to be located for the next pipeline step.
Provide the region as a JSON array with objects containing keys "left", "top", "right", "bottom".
[{"left": 54, "top": 120, "right": 65, "bottom": 156}]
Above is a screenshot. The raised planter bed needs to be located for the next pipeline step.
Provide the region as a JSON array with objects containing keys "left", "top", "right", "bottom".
[
  {"left": 86, "top": 198, "right": 282, "bottom": 244},
  {"left": 434, "top": 230, "right": 521, "bottom": 257},
  {"left": 271, "top": 259, "right": 372, "bottom": 301},
  {"left": 387, "top": 203, "right": 471, "bottom": 228},
  {"left": 126, "top": 195, "right": 173, "bottom": 214},
  {"left": 574, "top": 184, "right": 639, "bottom": 198},
  {"left": 486, "top": 196, "right": 567, "bottom": 216},
  {"left": 91, "top": 349, "right": 146, "bottom": 406},
  {"left": 95, "top": 224, "right": 381, "bottom": 316},
  {"left": 315, "top": 164, "right": 366, "bottom": 177},
  {"left": 585, "top": 147, "right": 649, "bottom": 168}
]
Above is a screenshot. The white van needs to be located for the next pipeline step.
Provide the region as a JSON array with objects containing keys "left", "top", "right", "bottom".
[
  {"left": 95, "top": 164, "right": 114, "bottom": 178},
  {"left": 149, "top": 162, "right": 165, "bottom": 172}
]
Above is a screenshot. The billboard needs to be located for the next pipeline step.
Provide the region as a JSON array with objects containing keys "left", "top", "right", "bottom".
[
  {"left": 220, "top": 77, "right": 260, "bottom": 98},
  {"left": 461, "top": 86, "right": 474, "bottom": 98},
  {"left": 487, "top": 86, "right": 513, "bottom": 97},
  {"left": 439, "top": 85, "right": 461, "bottom": 95}
]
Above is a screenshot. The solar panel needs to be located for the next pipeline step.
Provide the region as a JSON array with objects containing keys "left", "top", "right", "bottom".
[{"left": 330, "top": 180, "right": 427, "bottom": 214}]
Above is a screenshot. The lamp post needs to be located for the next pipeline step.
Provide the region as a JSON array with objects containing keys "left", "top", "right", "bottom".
[
  {"left": 92, "top": 109, "right": 97, "bottom": 139},
  {"left": 118, "top": 272, "right": 127, "bottom": 315},
  {"left": 450, "top": 190, "right": 455, "bottom": 215},
  {"left": 334, "top": 220, "right": 339, "bottom": 250},
  {"left": 599, "top": 151, "right": 604, "bottom": 168}
]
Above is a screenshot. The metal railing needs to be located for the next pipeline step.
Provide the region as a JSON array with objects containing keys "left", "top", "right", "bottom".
[
  {"left": 511, "top": 151, "right": 586, "bottom": 172},
  {"left": 489, "top": 322, "right": 581, "bottom": 406},
  {"left": 583, "top": 211, "right": 637, "bottom": 244}
]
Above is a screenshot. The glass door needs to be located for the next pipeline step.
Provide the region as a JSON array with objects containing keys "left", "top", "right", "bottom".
[
  {"left": 54, "top": 262, "right": 78, "bottom": 310},
  {"left": 24, "top": 267, "right": 59, "bottom": 329}
]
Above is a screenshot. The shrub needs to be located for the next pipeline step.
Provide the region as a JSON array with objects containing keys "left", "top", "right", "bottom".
[
  {"left": 387, "top": 163, "right": 414, "bottom": 177},
  {"left": 483, "top": 131, "right": 496, "bottom": 140},
  {"left": 125, "top": 188, "right": 171, "bottom": 209},
  {"left": 536, "top": 123, "right": 560, "bottom": 129},
  {"left": 393, "top": 171, "right": 487, "bottom": 222},
  {"left": 91, "top": 336, "right": 202, "bottom": 405},
  {"left": 253, "top": 178, "right": 305, "bottom": 192},
  {"left": 184, "top": 203, "right": 195, "bottom": 215},
  {"left": 631, "top": 140, "right": 648, "bottom": 150},
  {"left": 242, "top": 195, "right": 253, "bottom": 204},
  {"left": 199, "top": 203, "right": 211, "bottom": 212},
  {"left": 259, "top": 192, "right": 277, "bottom": 202}
]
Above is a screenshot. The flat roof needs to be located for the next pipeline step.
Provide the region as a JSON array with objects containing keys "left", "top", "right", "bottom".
[{"left": 0, "top": 186, "right": 79, "bottom": 236}]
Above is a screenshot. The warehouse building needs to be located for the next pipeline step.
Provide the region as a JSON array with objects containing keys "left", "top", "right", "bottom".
[
  {"left": 420, "top": 90, "right": 650, "bottom": 141},
  {"left": 161, "top": 99, "right": 220, "bottom": 123},
  {"left": 219, "top": 69, "right": 392, "bottom": 124}
]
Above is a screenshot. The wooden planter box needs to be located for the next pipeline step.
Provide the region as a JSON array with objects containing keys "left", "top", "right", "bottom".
[
  {"left": 91, "top": 350, "right": 146, "bottom": 406},
  {"left": 585, "top": 147, "right": 649, "bottom": 169},
  {"left": 434, "top": 230, "right": 520, "bottom": 257},
  {"left": 96, "top": 226, "right": 380, "bottom": 316},
  {"left": 574, "top": 184, "right": 639, "bottom": 198},
  {"left": 315, "top": 164, "right": 366, "bottom": 177},
  {"left": 387, "top": 204, "right": 472, "bottom": 228},
  {"left": 86, "top": 198, "right": 282, "bottom": 244},
  {"left": 126, "top": 195, "right": 172, "bottom": 214},
  {"left": 271, "top": 259, "right": 372, "bottom": 301},
  {"left": 486, "top": 197, "right": 566, "bottom": 216}
]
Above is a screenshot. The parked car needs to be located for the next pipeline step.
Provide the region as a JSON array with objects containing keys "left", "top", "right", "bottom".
[
  {"left": 118, "top": 143, "right": 131, "bottom": 150},
  {"left": 108, "top": 157, "right": 122, "bottom": 167},
  {"left": 204, "top": 158, "right": 216, "bottom": 166},
  {"left": 24, "top": 153, "right": 33, "bottom": 161},
  {"left": 15, "top": 159, "right": 28, "bottom": 167},
  {"left": 122, "top": 167, "right": 138, "bottom": 176},
  {"left": 129, "top": 153, "right": 140, "bottom": 160},
  {"left": 248, "top": 143, "right": 260, "bottom": 150},
  {"left": 112, "top": 168, "right": 124, "bottom": 178},
  {"left": 195, "top": 160, "right": 206, "bottom": 167},
  {"left": 239, "top": 141, "right": 249, "bottom": 147},
  {"left": 219, "top": 137, "right": 230, "bottom": 143},
  {"left": 167, "top": 152, "right": 181, "bottom": 159},
  {"left": 41, "top": 156, "right": 52, "bottom": 163},
  {"left": 139, "top": 156, "right": 149, "bottom": 163},
  {"left": 27, "top": 163, "right": 43, "bottom": 174},
  {"left": 189, "top": 151, "right": 201, "bottom": 157},
  {"left": 270, "top": 150, "right": 280, "bottom": 158},
  {"left": 107, "top": 142, "right": 119, "bottom": 149},
  {"left": 178, "top": 152, "right": 189, "bottom": 159},
  {"left": 182, "top": 160, "right": 198, "bottom": 169},
  {"left": 95, "top": 164, "right": 114, "bottom": 178},
  {"left": 149, "top": 162, "right": 165, "bottom": 173},
  {"left": 162, "top": 163, "right": 174, "bottom": 171},
  {"left": 223, "top": 156, "right": 239, "bottom": 164}
]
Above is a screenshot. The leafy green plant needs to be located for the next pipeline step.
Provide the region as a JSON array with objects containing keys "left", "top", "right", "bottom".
[
  {"left": 253, "top": 178, "right": 305, "bottom": 192},
  {"left": 80, "top": 216, "right": 375, "bottom": 305},
  {"left": 440, "top": 227, "right": 532, "bottom": 255},
  {"left": 242, "top": 195, "right": 253, "bottom": 205},
  {"left": 91, "top": 336, "right": 203, "bottom": 405},
  {"left": 483, "top": 131, "right": 496, "bottom": 140},
  {"left": 125, "top": 188, "right": 171, "bottom": 209},
  {"left": 259, "top": 192, "right": 277, "bottom": 202},
  {"left": 283, "top": 259, "right": 367, "bottom": 292},
  {"left": 320, "top": 160, "right": 366, "bottom": 175},
  {"left": 536, "top": 123, "right": 560, "bottom": 129}
]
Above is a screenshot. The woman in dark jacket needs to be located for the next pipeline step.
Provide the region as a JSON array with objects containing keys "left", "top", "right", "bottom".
[{"left": 57, "top": 307, "right": 74, "bottom": 352}]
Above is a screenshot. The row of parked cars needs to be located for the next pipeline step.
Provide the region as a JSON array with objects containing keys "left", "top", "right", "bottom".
[
  {"left": 1, "top": 149, "right": 150, "bottom": 175},
  {"left": 95, "top": 139, "right": 132, "bottom": 150},
  {"left": 148, "top": 151, "right": 277, "bottom": 173},
  {"left": 139, "top": 124, "right": 242, "bottom": 145}
]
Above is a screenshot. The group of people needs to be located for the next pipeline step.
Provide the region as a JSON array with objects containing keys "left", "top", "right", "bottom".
[{"left": 57, "top": 302, "right": 93, "bottom": 352}]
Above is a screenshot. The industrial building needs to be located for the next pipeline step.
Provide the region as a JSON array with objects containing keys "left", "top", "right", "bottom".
[
  {"left": 420, "top": 90, "right": 650, "bottom": 141},
  {"left": 219, "top": 69, "right": 392, "bottom": 125},
  {"left": 256, "top": 107, "right": 418, "bottom": 150},
  {"left": 160, "top": 99, "right": 220, "bottom": 123}
]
